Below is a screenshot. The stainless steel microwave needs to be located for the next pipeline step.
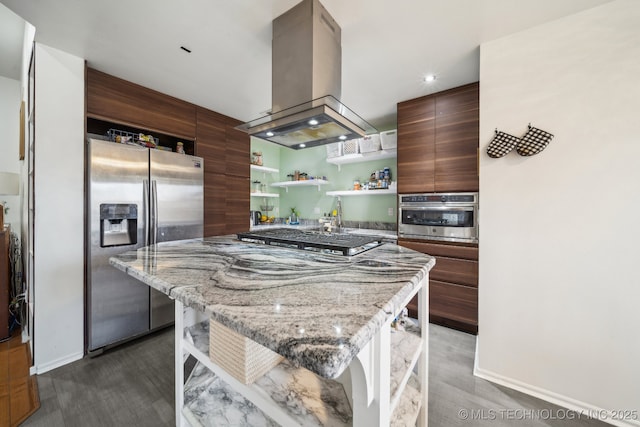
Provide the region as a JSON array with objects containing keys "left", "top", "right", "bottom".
[{"left": 398, "top": 193, "right": 478, "bottom": 243}]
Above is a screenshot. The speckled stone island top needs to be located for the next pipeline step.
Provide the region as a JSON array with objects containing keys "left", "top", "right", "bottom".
[{"left": 109, "top": 234, "right": 434, "bottom": 379}]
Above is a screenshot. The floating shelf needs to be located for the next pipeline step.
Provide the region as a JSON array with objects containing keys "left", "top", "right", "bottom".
[
  {"left": 250, "top": 164, "right": 280, "bottom": 174},
  {"left": 271, "top": 179, "right": 329, "bottom": 192},
  {"left": 327, "top": 149, "right": 397, "bottom": 171},
  {"left": 326, "top": 188, "right": 397, "bottom": 196},
  {"left": 250, "top": 192, "right": 279, "bottom": 198}
]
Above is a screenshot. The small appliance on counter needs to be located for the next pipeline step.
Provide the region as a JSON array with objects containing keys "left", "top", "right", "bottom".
[{"left": 250, "top": 210, "right": 262, "bottom": 226}]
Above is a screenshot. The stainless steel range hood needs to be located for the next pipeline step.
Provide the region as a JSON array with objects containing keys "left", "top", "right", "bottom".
[{"left": 236, "top": 0, "right": 376, "bottom": 149}]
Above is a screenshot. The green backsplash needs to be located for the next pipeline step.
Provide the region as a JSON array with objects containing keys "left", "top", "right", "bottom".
[
  {"left": 250, "top": 139, "right": 282, "bottom": 217},
  {"left": 250, "top": 137, "right": 397, "bottom": 224}
]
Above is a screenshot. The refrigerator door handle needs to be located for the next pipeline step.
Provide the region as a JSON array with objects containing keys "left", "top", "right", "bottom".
[
  {"left": 151, "top": 180, "right": 158, "bottom": 245},
  {"left": 143, "top": 179, "right": 150, "bottom": 246}
]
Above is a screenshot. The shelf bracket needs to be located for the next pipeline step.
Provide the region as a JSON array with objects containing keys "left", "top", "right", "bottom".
[{"left": 349, "top": 321, "right": 392, "bottom": 426}]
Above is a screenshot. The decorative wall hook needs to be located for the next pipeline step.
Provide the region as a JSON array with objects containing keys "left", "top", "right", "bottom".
[
  {"left": 516, "top": 124, "right": 554, "bottom": 156},
  {"left": 486, "top": 129, "right": 521, "bottom": 158}
]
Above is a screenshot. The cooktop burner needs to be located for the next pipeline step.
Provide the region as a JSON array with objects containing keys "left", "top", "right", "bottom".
[{"left": 237, "top": 229, "right": 383, "bottom": 256}]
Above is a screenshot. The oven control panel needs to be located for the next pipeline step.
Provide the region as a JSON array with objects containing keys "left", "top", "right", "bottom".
[{"left": 400, "top": 193, "right": 477, "bottom": 204}]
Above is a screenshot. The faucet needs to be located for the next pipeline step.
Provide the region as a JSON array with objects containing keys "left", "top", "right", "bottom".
[
  {"left": 336, "top": 197, "right": 343, "bottom": 233},
  {"left": 318, "top": 197, "right": 344, "bottom": 233}
]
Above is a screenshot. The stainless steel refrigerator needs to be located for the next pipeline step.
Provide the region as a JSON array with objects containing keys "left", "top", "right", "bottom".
[{"left": 87, "top": 138, "right": 203, "bottom": 354}]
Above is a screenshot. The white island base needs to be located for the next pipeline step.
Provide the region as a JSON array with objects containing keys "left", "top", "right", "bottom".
[{"left": 173, "top": 277, "right": 428, "bottom": 427}]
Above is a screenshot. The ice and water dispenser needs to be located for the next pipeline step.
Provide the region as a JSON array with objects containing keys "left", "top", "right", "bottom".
[{"left": 100, "top": 203, "right": 138, "bottom": 247}]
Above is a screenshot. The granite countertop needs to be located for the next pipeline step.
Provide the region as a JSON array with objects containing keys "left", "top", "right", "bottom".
[{"left": 109, "top": 235, "right": 433, "bottom": 379}]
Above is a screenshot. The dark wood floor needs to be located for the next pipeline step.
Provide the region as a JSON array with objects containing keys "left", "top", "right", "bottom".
[
  {"left": 21, "top": 324, "right": 607, "bottom": 426},
  {"left": 22, "top": 328, "right": 174, "bottom": 427}
]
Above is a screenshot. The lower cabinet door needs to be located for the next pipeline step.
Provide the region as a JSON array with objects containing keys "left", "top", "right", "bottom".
[
  {"left": 429, "top": 280, "right": 478, "bottom": 334},
  {"left": 430, "top": 256, "right": 478, "bottom": 288}
]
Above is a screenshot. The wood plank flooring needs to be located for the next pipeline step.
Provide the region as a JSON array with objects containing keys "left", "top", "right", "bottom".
[
  {"left": 20, "top": 324, "right": 608, "bottom": 426},
  {"left": 22, "top": 328, "right": 174, "bottom": 427}
]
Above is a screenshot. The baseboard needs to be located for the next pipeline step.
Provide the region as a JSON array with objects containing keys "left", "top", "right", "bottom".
[
  {"left": 34, "top": 351, "right": 84, "bottom": 374},
  {"left": 473, "top": 338, "right": 640, "bottom": 427}
]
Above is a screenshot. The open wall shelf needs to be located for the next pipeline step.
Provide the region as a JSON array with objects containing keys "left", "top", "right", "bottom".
[{"left": 271, "top": 180, "right": 329, "bottom": 192}]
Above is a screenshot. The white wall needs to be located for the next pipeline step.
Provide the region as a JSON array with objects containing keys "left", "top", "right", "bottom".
[
  {"left": 33, "top": 43, "right": 85, "bottom": 372},
  {"left": 20, "top": 21, "right": 35, "bottom": 245},
  {"left": 0, "top": 75, "right": 22, "bottom": 229},
  {"left": 477, "top": 0, "right": 640, "bottom": 425}
]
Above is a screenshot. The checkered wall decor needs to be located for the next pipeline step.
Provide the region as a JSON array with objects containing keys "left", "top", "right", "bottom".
[
  {"left": 486, "top": 124, "right": 554, "bottom": 158},
  {"left": 486, "top": 130, "right": 521, "bottom": 158},
  {"left": 516, "top": 125, "right": 554, "bottom": 156}
]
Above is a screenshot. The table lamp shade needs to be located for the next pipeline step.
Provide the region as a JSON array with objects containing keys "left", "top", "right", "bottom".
[
  {"left": 0, "top": 172, "right": 20, "bottom": 196},
  {"left": 0, "top": 172, "right": 19, "bottom": 227}
]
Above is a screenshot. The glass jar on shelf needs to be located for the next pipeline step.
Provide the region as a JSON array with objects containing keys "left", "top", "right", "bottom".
[{"left": 252, "top": 151, "right": 263, "bottom": 166}]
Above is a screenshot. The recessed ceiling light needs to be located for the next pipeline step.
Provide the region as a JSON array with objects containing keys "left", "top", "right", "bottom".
[
  {"left": 299, "top": 143, "right": 306, "bottom": 148},
  {"left": 266, "top": 131, "right": 274, "bottom": 137},
  {"left": 308, "top": 119, "right": 319, "bottom": 126},
  {"left": 424, "top": 74, "right": 436, "bottom": 83},
  {"left": 339, "top": 135, "right": 347, "bottom": 140}
]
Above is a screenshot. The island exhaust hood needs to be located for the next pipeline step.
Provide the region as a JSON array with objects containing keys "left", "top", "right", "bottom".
[{"left": 236, "top": 0, "right": 376, "bottom": 149}]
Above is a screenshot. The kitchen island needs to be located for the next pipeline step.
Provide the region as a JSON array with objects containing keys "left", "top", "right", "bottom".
[{"left": 110, "top": 234, "right": 434, "bottom": 426}]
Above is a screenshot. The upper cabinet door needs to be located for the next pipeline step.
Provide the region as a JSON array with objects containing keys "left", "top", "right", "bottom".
[
  {"left": 434, "top": 83, "right": 479, "bottom": 192},
  {"left": 397, "top": 96, "right": 436, "bottom": 194},
  {"left": 224, "top": 117, "right": 250, "bottom": 178},
  {"left": 196, "top": 107, "right": 227, "bottom": 174},
  {"left": 397, "top": 82, "right": 479, "bottom": 194},
  {"left": 86, "top": 68, "right": 196, "bottom": 139}
]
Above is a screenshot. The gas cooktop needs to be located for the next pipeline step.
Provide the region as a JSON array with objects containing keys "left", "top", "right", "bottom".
[{"left": 237, "top": 228, "right": 383, "bottom": 256}]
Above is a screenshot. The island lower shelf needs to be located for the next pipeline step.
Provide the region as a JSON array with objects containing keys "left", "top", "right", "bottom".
[{"left": 180, "top": 316, "right": 424, "bottom": 427}]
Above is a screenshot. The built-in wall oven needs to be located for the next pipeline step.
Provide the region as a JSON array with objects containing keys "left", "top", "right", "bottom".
[{"left": 398, "top": 193, "right": 478, "bottom": 243}]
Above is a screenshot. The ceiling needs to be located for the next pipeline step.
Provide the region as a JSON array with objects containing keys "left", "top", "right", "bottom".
[{"left": 0, "top": 0, "right": 611, "bottom": 130}]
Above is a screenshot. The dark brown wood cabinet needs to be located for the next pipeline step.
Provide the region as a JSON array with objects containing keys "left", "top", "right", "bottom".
[
  {"left": 397, "top": 82, "right": 480, "bottom": 334},
  {"left": 225, "top": 175, "right": 250, "bottom": 234},
  {"left": 86, "top": 68, "right": 250, "bottom": 238},
  {"left": 397, "top": 82, "right": 479, "bottom": 193},
  {"left": 223, "top": 118, "right": 250, "bottom": 235},
  {"left": 1, "top": 228, "right": 10, "bottom": 341},
  {"left": 202, "top": 173, "right": 227, "bottom": 237},
  {"left": 224, "top": 118, "right": 250, "bottom": 179},
  {"left": 397, "top": 97, "right": 436, "bottom": 194},
  {"left": 430, "top": 281, "right": 478, "bottom": 330},
  {"left": 87, "top": 68, "right": 196, "bottom": 139},
  {"left": 195, "top": 107, "right": 250, "bottom": 237},
  {"left": 195, "top": 107, "right": 227, "bottom": 172},
  {"left": 434, "top": 83, "right": 479, "bottom": 192},
  {"left": 399, "top": 239, "right": 478, "bottom": 334},
  {"left": 196, "top": 107, "right": 227, "bottom": 237}
]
